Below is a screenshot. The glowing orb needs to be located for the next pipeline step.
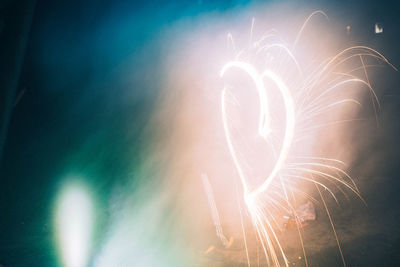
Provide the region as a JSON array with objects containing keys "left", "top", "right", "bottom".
[{"left": 54, "top": 181, "right": 94, "bottom": 267}]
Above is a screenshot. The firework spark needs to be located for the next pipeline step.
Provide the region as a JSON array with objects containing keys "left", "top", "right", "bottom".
[{"left": 213, "top": 11, "right": 396, "bottom": 266}]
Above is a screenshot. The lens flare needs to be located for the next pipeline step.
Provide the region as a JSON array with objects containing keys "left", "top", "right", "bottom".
[{"left": 54, "top": 181, "right": 94, "bottom": 267}]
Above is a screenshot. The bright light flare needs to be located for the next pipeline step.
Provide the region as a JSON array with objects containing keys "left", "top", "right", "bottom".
[{"left": 54, "top": 181, "right": 94, "bottom": 267}]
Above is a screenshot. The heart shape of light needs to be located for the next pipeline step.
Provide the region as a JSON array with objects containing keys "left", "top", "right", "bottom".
[{"left": 220, "top": 61, "right": 296, "bottom": 205}]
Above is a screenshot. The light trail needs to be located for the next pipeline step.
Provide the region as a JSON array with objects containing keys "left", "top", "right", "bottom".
[{"left": 216, "top": 11, "right": 396, "bottom": 266}]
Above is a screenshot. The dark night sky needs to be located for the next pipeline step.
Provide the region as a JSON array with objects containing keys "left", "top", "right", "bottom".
[{"left": 0, "top": 0, "right": 400, "bottom": 266}]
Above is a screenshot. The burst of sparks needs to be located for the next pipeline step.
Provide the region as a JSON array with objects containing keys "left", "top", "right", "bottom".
[{"left": 215, "top": 11, "right": 396, "bottom": 267}]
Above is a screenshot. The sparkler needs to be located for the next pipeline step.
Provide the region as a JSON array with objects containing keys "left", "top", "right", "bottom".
[
  {"left": 202, "top": 173, "right": 229, "bottom": 247},
  {"left": 215, "top": 11, "right": 396, "bottom": 266}
]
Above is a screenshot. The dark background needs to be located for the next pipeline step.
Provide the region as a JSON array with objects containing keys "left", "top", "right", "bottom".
[{"left": 0, "top": 0, "right": 399, "bottom": 266}]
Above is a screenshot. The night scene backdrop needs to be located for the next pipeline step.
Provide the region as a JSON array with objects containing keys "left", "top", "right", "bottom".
[{"left": 0, "top": 0, "right": 400, "bottom": 266}]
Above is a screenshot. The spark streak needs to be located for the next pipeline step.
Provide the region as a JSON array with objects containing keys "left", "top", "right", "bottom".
[{"left": 216, "top": 11, "right": 395, "bottom": 266}]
